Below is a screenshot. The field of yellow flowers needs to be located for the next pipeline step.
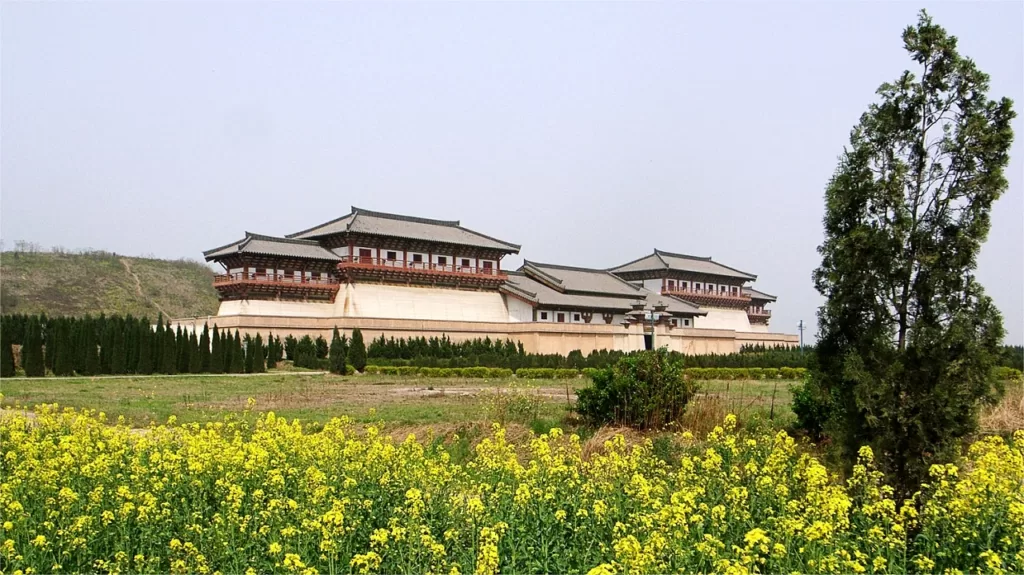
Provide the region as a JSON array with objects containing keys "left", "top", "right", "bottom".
[{"left": 1, "top": 405, "right": 1021, "bottom": 575}]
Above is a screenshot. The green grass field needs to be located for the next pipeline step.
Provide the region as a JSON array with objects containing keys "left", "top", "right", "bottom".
[{"left": 0, "top": 372, "right": 799, "bottom": 430}]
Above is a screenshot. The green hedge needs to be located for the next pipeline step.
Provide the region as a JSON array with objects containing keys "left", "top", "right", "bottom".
[
  {"left": 361, "top": 365, "right": 514, "bottom": 378},
  {"left": 514, "top": 368, "right": 580, "bottom": 379},
  {"left": 682, "top": 367, "right": 808, "bottom": 380},
  {"left": 995, "top": 367, "right": 1023, "bottom": 382}
]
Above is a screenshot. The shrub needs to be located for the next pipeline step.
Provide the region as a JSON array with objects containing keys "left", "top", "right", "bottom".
[
  {"left": 576, "top": 349, "right": 698, "bottom": 429},
  {"left": 581, "top": 367, "right": 601, "bottom": 380},
  {"left": 994, "top": 366, "right": 1022, "bottom": 382},
  {"left": 790, "top": 375, "right": 836, "bottom": 440},
  {"left": 553, "top": 368, "right": 579, "bottom": 379}
]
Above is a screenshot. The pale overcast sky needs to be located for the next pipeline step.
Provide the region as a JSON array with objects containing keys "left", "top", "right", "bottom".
[{"left": 2, "top": 2, "right": 1022, "bottom": 344}]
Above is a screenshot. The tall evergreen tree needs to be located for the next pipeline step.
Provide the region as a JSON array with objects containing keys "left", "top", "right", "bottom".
[
  {"left": 348, "top": 328, "right": 367, "bottom": 373},
  {"left": 265, "top": 332, "right": 278, "bottom": 369},
  {"left": 161, "top": 326, "right": 177, "bottom": 374},
  {"left": 110, "top": 319, "right": 127, "bottom": 375},
  {"left": 284, "top": 335, "right": 297, "bottom": 362},
  {"left": 43, "top": 316, "right": 55, "bottom": 373},
  {"left": 210, "top": 326, "right": 222, "bottom": 373},
  {"left": 188, "top": 331, "right": 202, "bottom": 374},
  {"left": 0, "top": 338, "right": 15, "bottom": 378},
  {"left": 137, "top": 321, "right": 153, "bottom": 375},
  {"left": 153, "top": 314, "right": 165, "bottom": 373},
  {"left": 83, "top": 319, "right": 101, "bottom": 376},
  {"left": 60, "top": 318, "right": 78, "bottom": 376},
  {"left": 200, "top": 324, "right": 212, "bottom": 373},
  {"left": 806, "top": 11, "right": 1016, "bottom": 496},
  {"left": 99, "top": 315, "right": 113, "bottom": 374},
  {"left": 176, "top": 326, "right": 189, "bottom": 373},
  {"left": 329, "top": 327, "right": 348, "bottom": 375},
  {"left": 253, "top": 333, "right": 266, "bottom": 373},
  {"left": 230, "top": 331, "right": 245, "bottom": 374},
  {"left": 21, "top": 317, "right": 45, "bottom": 377},
  {"left": 315, "top": 335, "right": 329, "bottom": 360},
  {"left": 244, "top": 334, "right": 256, "bottom": 374}
]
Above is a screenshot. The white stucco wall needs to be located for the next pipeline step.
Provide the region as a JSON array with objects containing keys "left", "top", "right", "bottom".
[
  {"left": 335, "top": 283, "right": 510, "bottom": 322},
  {"left": 217, "top": 299, "right": 336, "bottom": 318},
  {"left": 506, "top": 296, "right": 535, "bottom": 322},
  {"left": 697, "top": 308, "right": 756, "bottom": 332}
]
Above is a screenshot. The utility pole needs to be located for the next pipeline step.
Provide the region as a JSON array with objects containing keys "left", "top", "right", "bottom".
[{"left": 797, "top": 320, "right": 805, "bottom": 352}]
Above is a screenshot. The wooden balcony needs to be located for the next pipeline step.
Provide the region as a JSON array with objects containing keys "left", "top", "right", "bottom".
[
  {"left": 337, "top": 256, "right": 507, "bottom": 288},
  {"left": 213, "top": 272, "right": 341, "bottom": 302},
  {"left": 747, "top": 308, "right": 772, "bottom": 324},
  {"left": 661, "top": 287, "right": 751, "bottom": 309}
]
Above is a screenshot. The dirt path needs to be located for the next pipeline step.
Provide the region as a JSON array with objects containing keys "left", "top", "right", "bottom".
[{"left": 121, "top": 258, "right": 168, "bottom": 318}]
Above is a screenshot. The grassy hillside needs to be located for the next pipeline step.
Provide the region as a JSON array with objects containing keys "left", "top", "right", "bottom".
[{"left": 0, "top": 250, "right": 219, "bottom": 319}]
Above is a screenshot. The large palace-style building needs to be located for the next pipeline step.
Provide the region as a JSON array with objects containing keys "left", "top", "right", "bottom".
[{"left": 183, "top": 207, "right": 797, "bottom": 354}]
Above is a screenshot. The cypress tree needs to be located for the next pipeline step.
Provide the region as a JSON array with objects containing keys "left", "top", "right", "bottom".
[
  {"left": 807, "top": 11, "right": 1016, "bottom": 496},
  {"left": 22, "top": 317, "right": 45, "bottom": 377},
  {"left": 348, "top": 328, "right": 367, "bottom": 373},
  {"left": 110, "top": 319, "right": 126, "bottom": 375},
  {"left": 211, "top": 326, "right": 222, "bottom": 373},
  {"left": 230, "top": 332, "right": 245, "bottom": 373},
  {"left": 244, "top": 334, "right": 255, "bottom": 374},
  {"left": 161, "top": 326, "right": 177, "bottom": 374},
  {"left": 253, "top": 333, "right": 266, "bottom": 373},
  {"left": 188, "top": 331, "right": 202, "bottom": 374},
  {"left": 43, "top": 316, "right": 55, "bottom": 373},
  {"left": 125, "top": 316, "right": 139, "bottom": 374},
  {"left": 52, "top": 320, "right": 74, "bottom": 376},
  {"left": 99, "top": 315, "right": 113, "bottom": 374},
  {"left": 1, "top": 338, "right": 14, "bottom": 378},
  {"left": 265, "top": 332, "right": 277, "bottom": 369},
  {"left": 329, "top": 327, "right": 348, "bottom": 375},
  {"left": 285, "top": 335, "right": 297, "bottom": 361},
  {"left": 137, "top": 321, "right": 153, "bottom": 375},
  {"left": 84, "top": 320, "right": 101, "bottom": 376},
  {"left": 315, "top": 336, "right": 329, "bottom": 359},
  {"left": 153, "top": 315, "right": 165, "bottom": 373},
  {"left": 222, "top": 330, "right": 232, "bottom": 374},
  {"left": 176, "top": 326, "right": 189, "bottom": 373},
  {"left": 200, "top": 324, "right": 211, "bottom": 373}
]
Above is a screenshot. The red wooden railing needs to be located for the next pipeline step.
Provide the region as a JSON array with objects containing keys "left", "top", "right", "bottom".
[
  {"left": 214, "top": 273, "right": 339, "bottom": 286},
  {"left": 661, "top": 288, "right": 751, "bottom": 301},
  {"left": 338, "top": 256, "right": 505, "bottom": 278}
]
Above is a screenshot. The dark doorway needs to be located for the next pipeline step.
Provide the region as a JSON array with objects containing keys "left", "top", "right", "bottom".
[{"left": 643, "top": 334, "right": 653, "bottom": 350}]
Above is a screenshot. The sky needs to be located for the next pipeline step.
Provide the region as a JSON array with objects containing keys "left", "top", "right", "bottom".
[{"left": 2, "top": 2, "right": 1022, "bottom": 344}]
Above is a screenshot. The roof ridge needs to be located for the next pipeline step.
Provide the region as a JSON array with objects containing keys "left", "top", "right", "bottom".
[
  {"left": 530, "top": 260, "right": 643, "bottom": 292},
  {"left": 245, "top": 232, "right": 325, "bottom": 246},
  {"left": 521, "top": 261, "right": 564, "bottom": 283},
  {"left": 654, "top": 248, "right": 713, "bottom": 262},
  {"left": 352, "top": 206, "right": 460, "bottom": 227},
  {"left": 743, "top": 286, "right": 777, "bottom": 300},
  {"left": 656, "top": 248, "right": 757, "bottom": 280},
  {"left": 454, "top": 225, "right": 522, "bottom": 251},
  {"left": 202, "top": 236, "right": 247, "bottom": 257},
  {"left": 607, "top": 250, "right": 666, "bottom": 272},
  {"left": 285, "top": 210, "right": 356, "bottom": 239}
]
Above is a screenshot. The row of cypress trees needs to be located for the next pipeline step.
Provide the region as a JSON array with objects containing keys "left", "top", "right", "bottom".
[{"left": 0, "top": 313, "right": 286, "bottom": 378}]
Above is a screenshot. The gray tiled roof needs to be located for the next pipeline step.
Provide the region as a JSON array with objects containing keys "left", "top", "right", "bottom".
[
  {"left": 743, "top": 287, "right": 777, "bottom": 302},
  {"left": 286, "top": 207, "right": 520, "bottom": 253},
  {"left": 203, "top": 233, "right": 341, "bottom": 262},
  {"left": 504, "top": 273, "right": 643, "bottom": 311},
  {"left": 504, "top": 265, "right": 704, "bottom": 316},
  {"left": 523, "top": 261, "right": 641, "bottom": 297},
  {"left": 610, "top": 249, "right": 757, "bottom": 281}
]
